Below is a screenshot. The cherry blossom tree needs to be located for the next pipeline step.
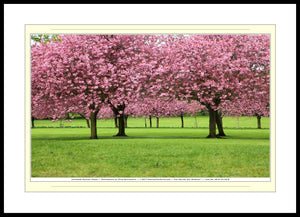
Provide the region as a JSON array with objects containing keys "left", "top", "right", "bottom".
[
  {"left": 31, "top": 36, "right": 62, "bottom": 128},
  {"left": 31, "top": 41, "right": 69, "bottom": 124},
  {"left": 220, "top": 35, "right": 270, "bottom": 129},
  {"left": 221, "top": 81, "right": 270, "bottom": 129},
  {"left": 32, "top": 34, "right": 163, "bottom": 138},
  {"left": 166, "top": 34, "right": 270, "bottom": 137},
  {"left": 138, "top": 97, "right": 167, "bottom": 128},
  {"left": 186, "top": 100, "right": 203, "bottom": 128},
  {"left": 169, "top": 99, "right": 189, "bottom": 128}
]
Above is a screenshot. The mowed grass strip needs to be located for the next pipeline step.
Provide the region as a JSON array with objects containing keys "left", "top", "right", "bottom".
[{"left": 31, "top": 126, "right": 270, "bottom": 178}]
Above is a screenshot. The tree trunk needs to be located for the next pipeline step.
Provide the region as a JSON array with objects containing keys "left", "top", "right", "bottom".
[
  {"left": 257, "top": 115, "right": 262, "bottom": 129},
  {"left": 145, "top": 118, "right": 147, "bottom": 128},
  {"left": 86, "top": 119, "right": 90, "bottom": 128},
  {"left": 90, "top": 111, "right": 99, "bottom": 139},
  {"left": 59, "top": 120, "right": 64, "bottom": 128},
  {"left": 115, "top": 113, "right": 127, "bottom": 136},
  {"left": 79, "top": 114, "right": 90, "bottom": 128},
  {"left": 108, "top": 102, "right": 127, "bottom": 137},
  {"left": 124, "top": 115, "right": 128, "bottom": 128},
  {"left": 156, "top": 117, "right": 159, "bottom": 128},
  {"left": 207, "top": 107, "right": 217, "bottom": 138},
  {"left": 114, "top": 116, "right": 118, "bottom": 128},
  {"left": 216, "top": 111, "right": 226, "bottom": 136},
  {"left": 180, "top": 114, "right": 184, "bottom": 128},
  {"left": 31, "top": 116, "right": 35, "bottom": 128},
  {"left": 149, "top": 115, "right": 152, "bottom": 128},
  {"left": 194, "top": 116, "right": 198, "bottom": 128}
]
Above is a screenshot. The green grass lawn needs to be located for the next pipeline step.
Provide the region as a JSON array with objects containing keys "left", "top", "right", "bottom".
[
  {"left": 32, "top": 115, "right": 270, "bottom": 129},
  {"left": 31, "top": 116, "right": 270, "bottom": 178}
]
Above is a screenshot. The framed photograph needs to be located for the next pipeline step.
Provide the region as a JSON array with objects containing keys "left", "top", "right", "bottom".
[{"left": 25, "top": 24, "right": 276, "bottom": 192}]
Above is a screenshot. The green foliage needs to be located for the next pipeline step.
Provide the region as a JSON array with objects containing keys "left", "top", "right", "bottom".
[{"left": 31, "top": 34, "right": 61, "bottom": 44}]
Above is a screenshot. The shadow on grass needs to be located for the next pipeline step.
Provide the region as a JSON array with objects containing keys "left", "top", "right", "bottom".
[
  {"left": 32, "top": 136, "right": 269, "bottom": 140},
  {"left": 97, "top": 136, "right": 269, "bottom": 140},
  {"left": 33, "top": 126, "right": 270, "bottom": 130}
]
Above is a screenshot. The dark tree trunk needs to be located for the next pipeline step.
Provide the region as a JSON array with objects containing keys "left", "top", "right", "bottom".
[
  {"left": 108, "top": 101, "right": 127, "bottom": 137},
  {"left": 124, "top": 115, "right": 128, "bottom": 128},
  {"left": 31, "top": 116, "right": 35, "bottom": 128},
  {"left": 216, "top": 111, "right": 226, "bottom": 136},
  {"left": 145, "top": 118, "right": 147, "bottom": 128},
  {"left": 112, "top": 103, "right": 127, "bottom": 137},
  {"left": 115, "top": 113, "right": 127, "bottom": 136},
  {"left": 149, "top": 115, "right": 152, "bottom": 128},
  {"left": 156, "top": 117, "right": 159, "bottom": 128},
  {"left": 66, "top": 112, "right": 70, "bottom": 119},
  {"left": 207, "top": 106, "right": 217, "bottom": 138},
  {"left": 86, "top": 119, "right": 90, "bottom": 128},
  {"left": 180, "top": 114, "right": 184, "bottom": 128},
  {"left": 90, "top": 111, "right": 99, "bottom": 139},
  {"left": 79, "top": 114, "right": 90, "bottom": 128},
  {"left": 114, "top": 116, "right": 118, "bottom": 128},
  {"left": 257, "top": 115, "right": 262, "bottom": 129}
]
